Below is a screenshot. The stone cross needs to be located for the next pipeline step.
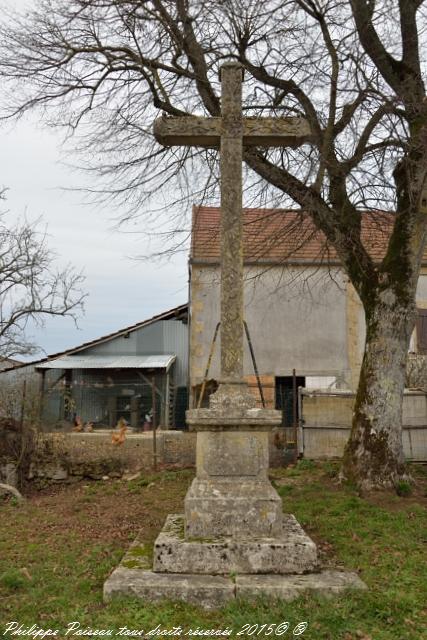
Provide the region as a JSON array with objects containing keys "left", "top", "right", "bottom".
[
  {"left": 103, "top": 68, "right": 365, "bottom": 606},
  {"left": 154, "top": 62, "right": 310, "bottom": 386}
]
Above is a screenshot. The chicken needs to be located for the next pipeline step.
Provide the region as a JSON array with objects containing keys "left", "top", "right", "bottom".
[
  {"left": 72, "top": 416, "right": 84, "bottom": 432},
  {"left": 111, "top": 418, "right": 128, "bottom": 445}
]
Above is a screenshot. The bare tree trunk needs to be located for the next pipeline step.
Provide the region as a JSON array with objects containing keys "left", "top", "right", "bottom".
[{"left": 342, "top": 291, "right": 415, "bottom": 490}]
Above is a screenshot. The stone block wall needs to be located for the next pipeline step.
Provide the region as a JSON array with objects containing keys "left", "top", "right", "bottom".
[{"left": 0, "top": 429, "right": 289, "bottom": 486}]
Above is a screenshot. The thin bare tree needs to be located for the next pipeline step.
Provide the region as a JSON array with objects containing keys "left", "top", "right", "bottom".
[
  {"left": 0, "top": 194, "right": 85, "bottom": 358},
  {"left": 0, "top": 0, "right": 426, "bottom": 489}
]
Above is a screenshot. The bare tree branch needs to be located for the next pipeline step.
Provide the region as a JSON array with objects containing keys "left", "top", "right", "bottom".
[{"left": 0, "top": 209, "right": 85, "bottom": 358}]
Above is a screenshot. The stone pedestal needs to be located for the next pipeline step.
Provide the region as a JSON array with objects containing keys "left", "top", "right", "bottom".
[
  {"left": 184, "top": 384, "right": 285, "bottom": 538},
  {"left": 153, "top": 514, "right": 318, "bottom": 575},
  {"left": 185, "top": 479, "right": 283, "bottom": 538},
  {"left": 185, "top": 409, "right": 284, "bottom": 538},
  {"left": 104, "top": 383, "right": 367, "bottom": 607},
  {"left": 104, "top": 537, "right": 367, "bottom": 610}
]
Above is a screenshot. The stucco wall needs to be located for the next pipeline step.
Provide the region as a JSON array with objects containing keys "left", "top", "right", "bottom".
[
  {"left": 190, "top": 264, "right": 351, "bottom": 392},
  {"left": 191, "top": 264, "right": 427, "bottom": 400}
]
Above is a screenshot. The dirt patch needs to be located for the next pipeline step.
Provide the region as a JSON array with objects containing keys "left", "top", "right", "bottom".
[{"left": 19, "top": 470, "right": 195, "bottom": 549}]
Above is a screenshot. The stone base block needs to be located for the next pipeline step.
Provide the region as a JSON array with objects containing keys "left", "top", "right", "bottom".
[
  {"left": 103, "top": 567, "right": 367, "bottom": 610},
  {"left": 236, "top": 571, "right": 368, "bottom": 601},
  {"left": 185, "top": 479, "right": 283, "bottom": 538},
  {"left": 154, "top": 514, "right": 318, "bottom": 575},
  {"left": 104, "top": 567, "right": 234, "bottom": 610}
]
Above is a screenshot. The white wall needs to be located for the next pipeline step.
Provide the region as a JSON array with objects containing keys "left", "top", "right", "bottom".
[{"left": 190, "top": 264, "right": 351, "bottom": 386}]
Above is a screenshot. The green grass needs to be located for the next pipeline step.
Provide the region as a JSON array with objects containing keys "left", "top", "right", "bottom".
[{"left": 0, "top": 464, "right": 426, "bottom": 639}]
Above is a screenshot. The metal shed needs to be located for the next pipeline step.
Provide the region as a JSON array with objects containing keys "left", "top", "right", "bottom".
[
  {"left": 37, "top": 354, "right": 177, "bottom": 429},
  {"left": 0, "top": 304, "right": 189, "bottom": 431}
]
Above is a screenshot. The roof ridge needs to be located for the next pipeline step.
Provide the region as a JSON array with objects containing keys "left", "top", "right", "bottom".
[{"left": 1, "top": 302, "right": 188, "bottom": 373}]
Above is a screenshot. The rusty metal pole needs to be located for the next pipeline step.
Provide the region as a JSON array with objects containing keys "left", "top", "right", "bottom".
[
  {"left": 197, "top": 322, "right": 221, "bottom": 409},
  {"left": 292, "top": 369, "right": 298, "bottom": 461},
  {"left": 152, "top": 374, "right": 157, "bottom": 471},
  {"left": 244, "top": 321, "right": 266, "bottom": 408}
]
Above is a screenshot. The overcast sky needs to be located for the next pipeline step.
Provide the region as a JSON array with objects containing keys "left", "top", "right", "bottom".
[
  {"left": 1, "top": 102, "right": 188, "bottom": 361},
  {"left": 0, "top": 0, "right": 193, "bottom": 362}
]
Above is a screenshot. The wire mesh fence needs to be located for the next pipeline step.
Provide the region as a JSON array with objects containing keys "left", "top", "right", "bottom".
[{"left": 41, "top": 369, "right": 167, "bottom": 431}]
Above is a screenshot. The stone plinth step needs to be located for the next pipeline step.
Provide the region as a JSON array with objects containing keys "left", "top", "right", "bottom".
[
  {"left": 185, "top": 477, "right": 283, "bottom": 538},
  {"left": 236, "top": 571, "right": 368, "bottom": 601},
  {"left": 103, "top": 567, "right": 367, "bottom": 610},
  {"left": 153, "top": 513, "right": 318, "bottom": 575},
  {"left": 104, "top": 566, "right": 234, "bottom": 610}
]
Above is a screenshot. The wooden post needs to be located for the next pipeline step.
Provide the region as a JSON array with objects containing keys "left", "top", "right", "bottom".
[
  {"left": 20, "top": 379, "right": 27, "bottom": 431},
  {"left": 152, "top": 374, "right": 158, "bottom": 471},
  {"left": 38, "top": 370, "right": 45, "bottom": 424},
  {"left": 165, "top": 369, "right": 170, "bottom": 429}
]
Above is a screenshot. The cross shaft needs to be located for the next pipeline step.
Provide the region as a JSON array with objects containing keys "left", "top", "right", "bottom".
[{"left": 154, "top": 62, "right": 311, "bottom": 384}]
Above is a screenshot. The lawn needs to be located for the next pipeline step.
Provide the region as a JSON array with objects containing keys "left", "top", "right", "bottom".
[{"left": 0, "top": 462, "right": 426, "bottom": 640}]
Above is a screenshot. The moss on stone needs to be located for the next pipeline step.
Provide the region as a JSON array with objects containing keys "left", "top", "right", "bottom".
[
  {"left": 165, "top": 515, "right": 185, "bottom": 539},
  {"left": 128, "top": 544, "right": 151, "bottom": 558},
  {"left": 122, "top": 560, "right": 142, "bottom": 569}
]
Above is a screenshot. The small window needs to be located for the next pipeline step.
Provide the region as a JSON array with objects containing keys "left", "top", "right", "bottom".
[{"left": 416, "top": 309, "right": 427, "bottom": 354}]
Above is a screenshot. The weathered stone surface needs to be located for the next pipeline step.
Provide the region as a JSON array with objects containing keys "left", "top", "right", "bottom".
[
  {"left": 186, "top": 403, "right": 282, "bottom": 430},
  {"left": 208, "top": 381, "right": 256, "bottom": 411},
  {"left": 219, "top": 63, "right": 244, "bottom": 382},
  {"left": 236, "top": 570, "right": 368, "bottom": 601},
  {"left": 28, "top": 462, "right": 68, "bottom": 481},
  {"left": 154, "top": 514, "right": 318, "bottom": 575},
  {"left": 118, "top": 538, "right": 152, "bottom": 571},
  {"left": 51, "top": 466, "right": 69, "bottom": 481},
  {"left": 0, "top": 462, "right": 17, "bottom": 487},
  {"left": 184, "top": 478, "right": 283, "bottom": 538},
  {"left": 103, "top": 567, "right": 234, "bottom": 609},
  {"left": 104, "top": 564, "right": 366, "bottom": 610},
  {"left": 197, "top": 430, "right": 269, "bottom": 478},
  {"left": 153, "top": 115, "right": 311, "bottom": 149}
]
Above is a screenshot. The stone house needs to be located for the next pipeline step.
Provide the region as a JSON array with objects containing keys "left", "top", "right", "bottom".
[{"left": 189, "top": 206, "right": 427, "bottom": 428}]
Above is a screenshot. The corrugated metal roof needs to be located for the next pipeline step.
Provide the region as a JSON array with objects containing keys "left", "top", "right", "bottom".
[
  {"left": 1, "top": 303, "right": 187, "bottom": 374},
  {"left": 37, "top": 354, "right": 176, "bottom": 370}
]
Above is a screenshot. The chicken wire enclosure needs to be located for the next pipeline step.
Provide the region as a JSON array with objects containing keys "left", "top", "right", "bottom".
[{"left": 41, "top": 368, "right": 167, "bottom": 430}]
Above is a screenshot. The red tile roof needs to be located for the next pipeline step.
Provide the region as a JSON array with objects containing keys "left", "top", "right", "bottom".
[{"left": 191, "top": 206, "right": 397, "bottom": 264}]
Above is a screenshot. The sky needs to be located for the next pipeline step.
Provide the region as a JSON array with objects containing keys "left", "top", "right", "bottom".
[
  {"left": 0, "top": 0, "right": 191, "bottom": 364},
  {"left": 1, "top": 111, "right": 189, "bottom": 360}
]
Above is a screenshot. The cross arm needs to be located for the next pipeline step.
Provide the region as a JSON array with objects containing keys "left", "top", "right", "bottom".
[
  {"left": 154, "top": 115, "right": 312, "bottom": 148},
  {"left": 154, "top": 115, "right": 221, "bottom": 148},
  {"left": 243, "top": 116, "right": 312, "bottom": 147}
]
